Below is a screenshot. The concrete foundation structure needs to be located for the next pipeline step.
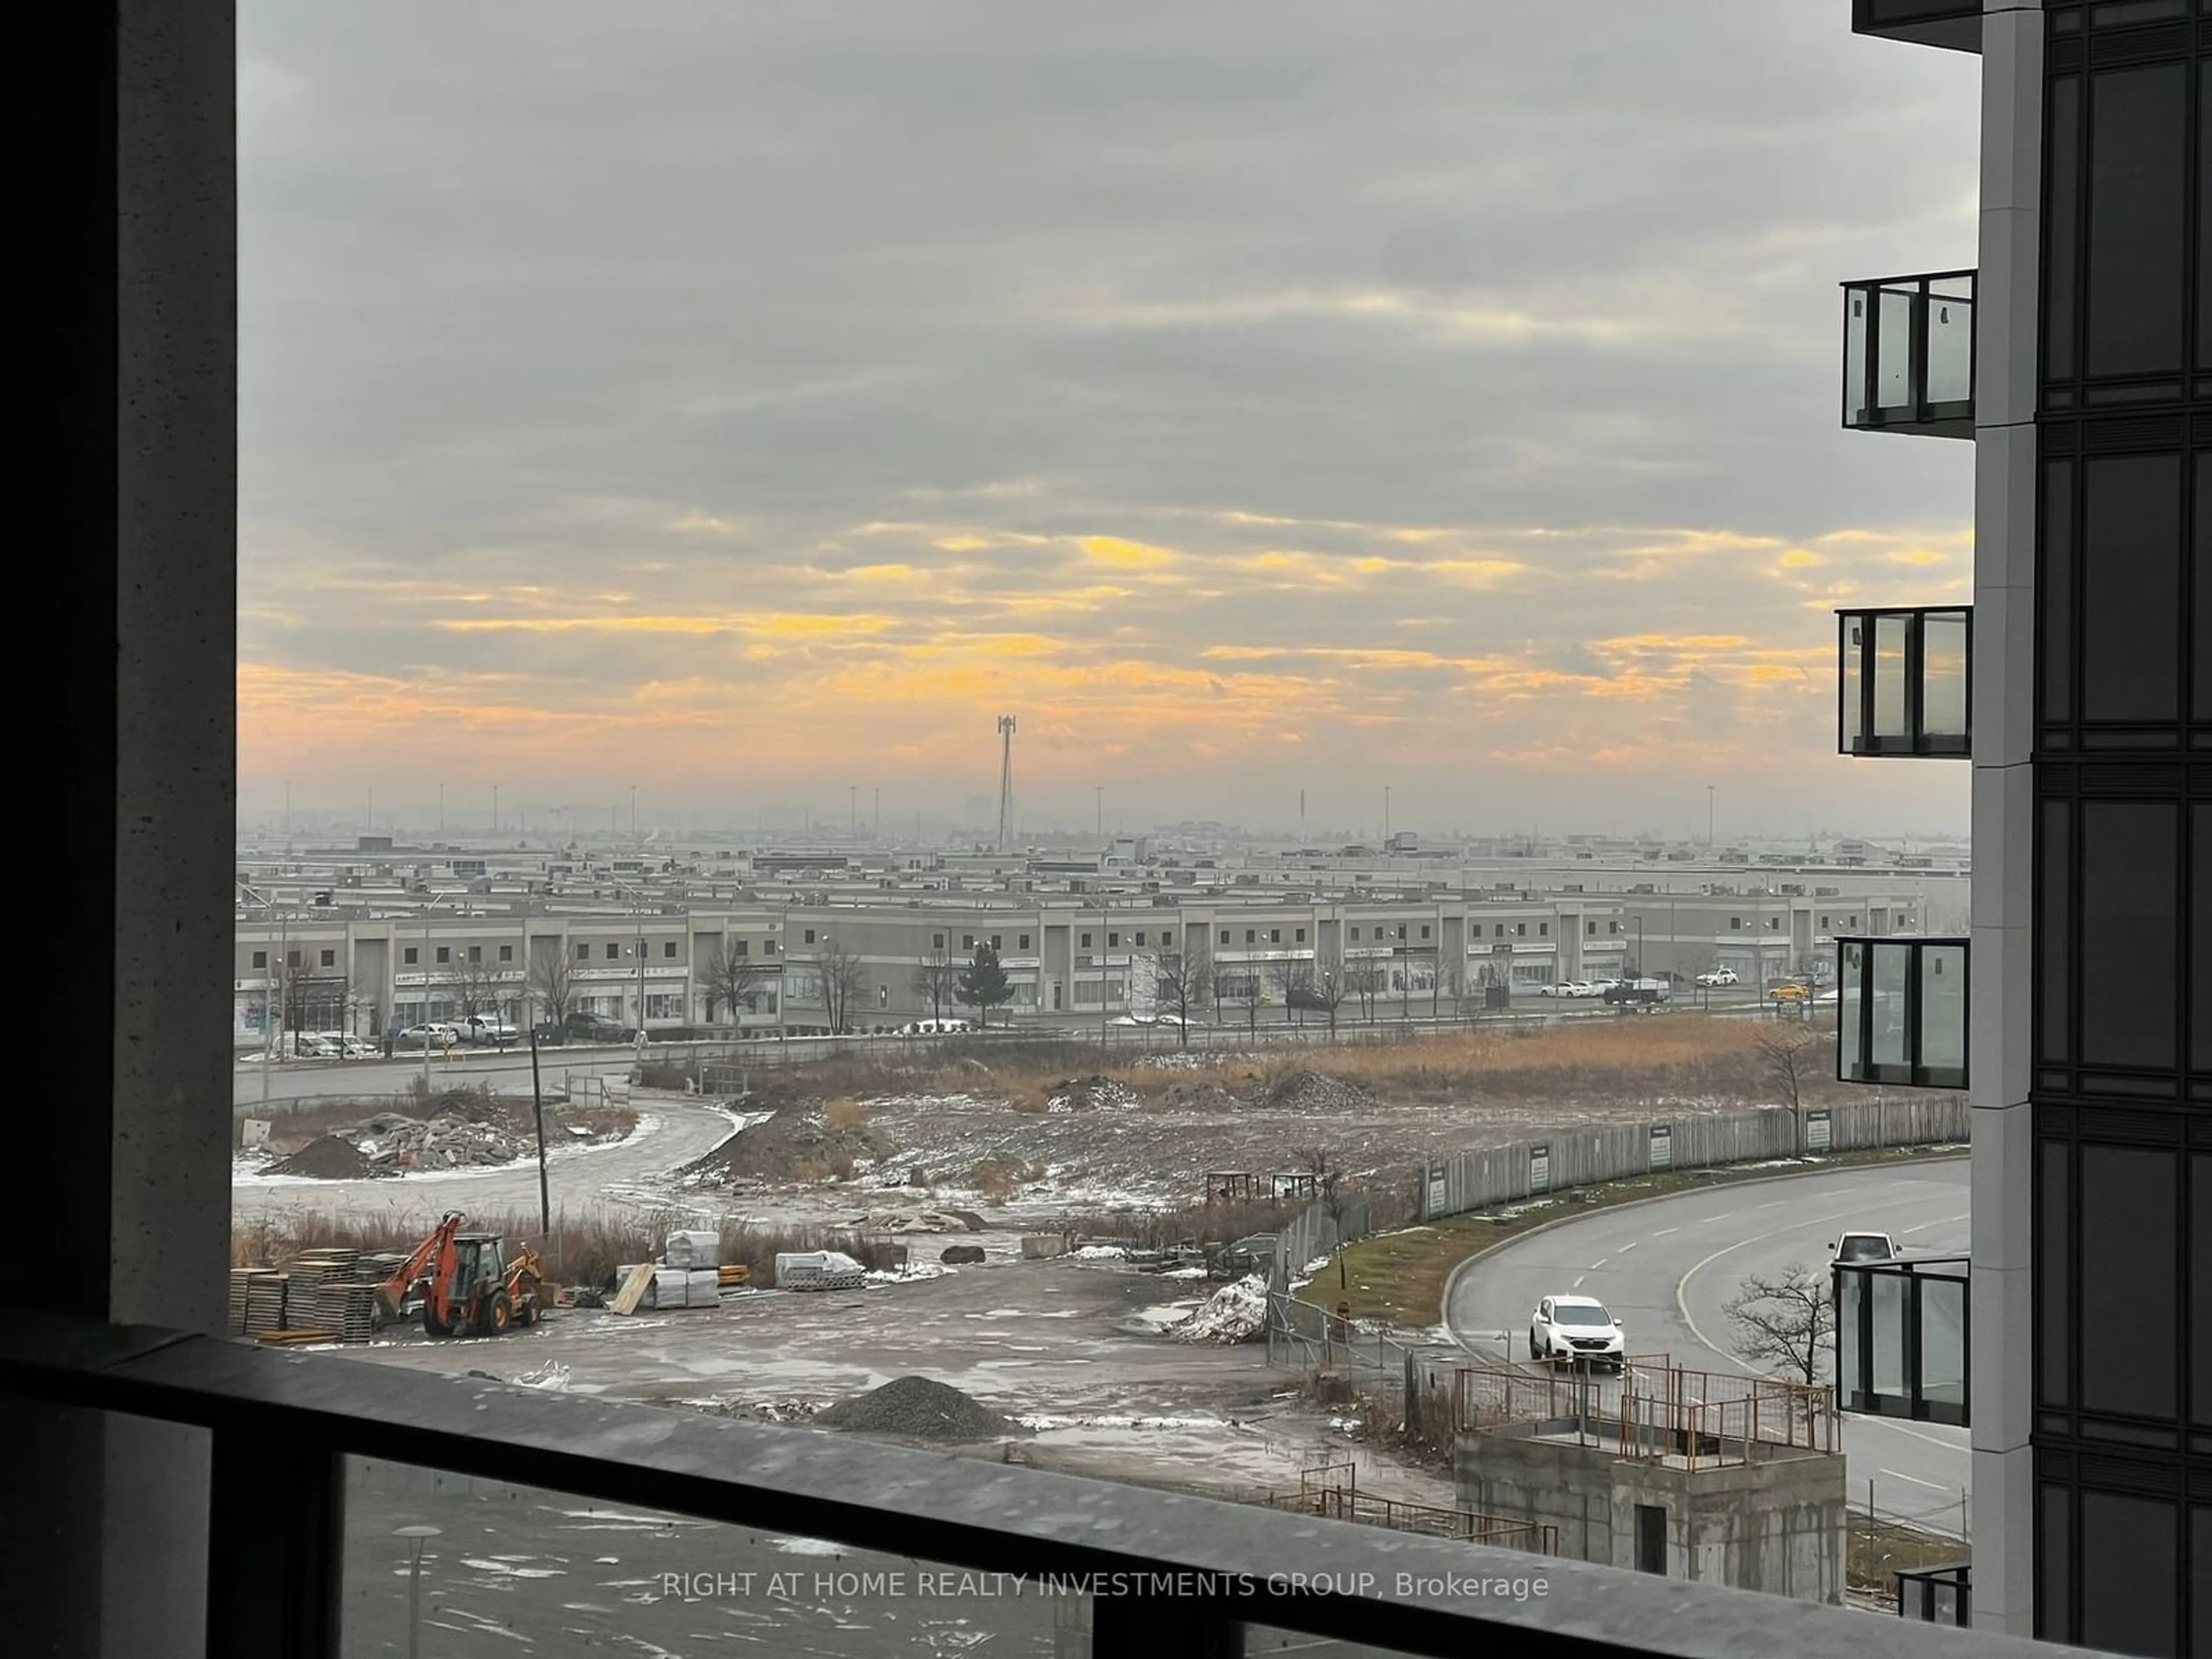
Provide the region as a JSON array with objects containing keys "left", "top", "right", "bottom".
[{"left": 1455, "top": 1423, "right": 1846, "bottom": 1604}]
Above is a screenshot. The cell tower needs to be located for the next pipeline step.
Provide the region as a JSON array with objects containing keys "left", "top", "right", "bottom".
[{"left": 995, "top": 715, "right": 1017, "bottom": 851}]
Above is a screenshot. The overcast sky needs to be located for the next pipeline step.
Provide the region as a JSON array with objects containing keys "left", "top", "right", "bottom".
[{"left": 240, "top": 2, "right": 1980, "bottom": 841}]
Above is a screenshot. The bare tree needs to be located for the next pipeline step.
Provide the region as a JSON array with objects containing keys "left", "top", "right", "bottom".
[
  {"left": 447, "top": 950, "right": 510, "bottom": 1038},
  {"left": 1302, "top": 962, "right": 1349, "bottom": 1034},
  {"left": 1722, "top": 1265, "right": 1836, "bottom": 1385},
  {"left": 1291, "top": 1144, "right": 1357, "bottom": 1290},
  {"left": 526, "top": 940, "right": 576, "bottom": 1029},
  {"left": 1758, "top": 1025, "right": 1824, "bottom": 1116},
  {"left": 1345, "top": 960, "right": 1385, "bottom": 1023},
  {"left": 817, "top": 939, "right": 869, "bottom": 1033},
  {"left": 703, "top": 937, "right": 778, "bottom": 1024},
  {"left": 1153, "top": 937, "right": 1216, "bottom": 1047},
  {"left": 908, "top": 942, "right": 960, "bottom": 1024}
]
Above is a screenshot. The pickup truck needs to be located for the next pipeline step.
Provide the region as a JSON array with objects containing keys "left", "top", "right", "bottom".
[{"left": 1603, "top": 978, "right": 1672, "bottom": 1009}]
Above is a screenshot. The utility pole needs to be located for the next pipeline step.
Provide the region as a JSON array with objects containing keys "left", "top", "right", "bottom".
[
  {"left": 1384, "top": 786, "right": 1392, "bottom": 844},
  {"left": 1707, "top": 785, "right": 1716, "bottom": 847},
  {"left": 437, "top": 783, "right": 444, "bottom": 835},
  {"left": 1095, "top": 786, "right": 1103, "bottom": 839},
  {"left": 492, "top": 783, "right": 499, "bottom": 835}
]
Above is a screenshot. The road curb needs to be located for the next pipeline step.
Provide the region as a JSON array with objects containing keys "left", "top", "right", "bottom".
[{"left": 1434, "top": 1146, "right": 1968, "bottom": 1357}]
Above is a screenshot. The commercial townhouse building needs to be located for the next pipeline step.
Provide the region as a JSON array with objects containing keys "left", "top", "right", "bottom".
[{"left": 234, "top": 885, "right": 1752, "bottom": 1040}]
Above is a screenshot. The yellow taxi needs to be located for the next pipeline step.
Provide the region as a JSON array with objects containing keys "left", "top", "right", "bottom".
[{"left": 1768, "top": 983, "right": 1810, "bottom": 1002}]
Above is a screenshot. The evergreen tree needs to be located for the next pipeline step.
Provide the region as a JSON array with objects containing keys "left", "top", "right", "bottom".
[{"left": 955, "top": 942, "right": 1015, "bottom": 1029}]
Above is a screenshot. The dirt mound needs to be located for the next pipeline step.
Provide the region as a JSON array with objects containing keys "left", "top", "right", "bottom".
[
  {"left": 682, "top": 1104, "right": 883, "bottom": 1181},
  {"left": 1156, "top": 1078, "right": 1240, "bottom": 1113},
  {"left": 1044, "top": 1075, "right": 1138, "bottom": 1112},
  {"left": 1262, "top": 1070, "right": 1374, "bottom": 1113},
  {"left": 815, "top": 1375, "right": 1031, "bottom": 1441},
  {"left": 266, "top": 1135, "right": 384, "bottom": 1180}
]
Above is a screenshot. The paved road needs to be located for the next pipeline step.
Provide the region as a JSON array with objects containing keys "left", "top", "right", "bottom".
[
  {"left": 1444, "top": 1160, "right": 1971, "bottom": 1537},
  {"left": 232, "top": 1099, "right": 741, "bottom": 1228}
]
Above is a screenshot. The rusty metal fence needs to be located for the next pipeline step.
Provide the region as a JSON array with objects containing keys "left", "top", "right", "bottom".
[
  {"left": 1263, "top": 1463, "right": 1557, "bottom": 1554},
  {"left": 1453, "top": 1359, "right": 1838, "bottom": 1471}
]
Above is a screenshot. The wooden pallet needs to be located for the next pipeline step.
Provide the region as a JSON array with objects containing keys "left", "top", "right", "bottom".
[{"left": 607, "top": 1261, "right": 657, "bottom": 1317}]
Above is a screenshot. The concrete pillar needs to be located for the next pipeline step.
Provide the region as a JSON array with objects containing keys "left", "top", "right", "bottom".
[
  {"left": 1968, "top": 0, "right": 2044, "bottom": 1638},
  {"left": 12, "top": 5, "right": 236, "bottom": 1657}
]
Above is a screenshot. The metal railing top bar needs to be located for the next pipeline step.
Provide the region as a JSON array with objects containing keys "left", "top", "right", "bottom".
[
  {"left": 1836, "top": 268, "right": 1978, "bottom": 290},
  {"left": 0, "top": 1310, "right": 2078, "bottom": 1659}
]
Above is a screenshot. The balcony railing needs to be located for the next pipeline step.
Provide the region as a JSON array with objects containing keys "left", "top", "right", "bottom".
[
  {"left": 1836, "top": 937, "right": 1969, "bottom": 1090},
  {"left": 1837, "top": 607, "right": 1972, "bottom": 758},
  {"left": 1840, "top": 271, "right": 1975, "bottom": 437},
  {"left": 1833, "top": 1253, "right": 1971, "bottom": 1426},
  {"left": 1850, "top": 0, "right": 1982, "bottom": 52},
  {"left": 0, "top": 1309, "right": 2077, "bottom": 1658}
]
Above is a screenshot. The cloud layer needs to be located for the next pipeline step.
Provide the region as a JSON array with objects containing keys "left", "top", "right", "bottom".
[{"left": 240, "top": 2, "right": 1979, "bottom": 838}]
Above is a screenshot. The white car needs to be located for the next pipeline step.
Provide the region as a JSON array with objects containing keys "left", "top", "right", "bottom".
[
  {"left": 459, "top": 1015, "right": 518, "bottom": 1045},
  {"left": 1695, "top": 968, "right": 1739, "bottom": 987},
  {"left": 1831, "top": 1231, "right": 1899, "bottom": 1266},
  {"left": 1548, "top": 980, "right": 1588, "bottom": 998},
  {"left": 400, "top": 1022, "right": 461, "bottom": 1048},
  {"left": 1529, "top": 1294, "right": 1626, "bottom": 1370}
]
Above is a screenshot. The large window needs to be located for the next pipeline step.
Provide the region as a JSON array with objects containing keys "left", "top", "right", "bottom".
[
  {"left": 2079, "top": 1143, "right": 2176, "bottom": 1422},
  {"left": 1836, "top": 937, "right": 1967, "bottom": 1088},
  {"left": 2079, "top": 455, "right": 2181, "bottom": 725},
  {"left": 2078, "top": 801, "right": 2179, "bottom": 1070},
  {"left": 2084, "top": 63, "right": 2188, "bottom": 379}
]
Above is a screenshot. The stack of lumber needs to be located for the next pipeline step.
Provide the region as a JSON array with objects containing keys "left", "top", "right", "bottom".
[
  {"left": 241, "top": 1272, "right": 290, "bottom": 1336},
  {"left": 717, "top": 1263, "right": 752, "bottom": 1287},
  {"left": 285, "top": 1247, "right": 375, "bottom": 1339}
]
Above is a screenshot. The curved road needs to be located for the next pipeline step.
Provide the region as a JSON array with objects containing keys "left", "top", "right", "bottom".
[
  {"left": 1445, "top": 1160, "right": 1971, "bottom": 1536},
  {"left": 231, "top": 1100, "right": 741, "bottom": 1229}
]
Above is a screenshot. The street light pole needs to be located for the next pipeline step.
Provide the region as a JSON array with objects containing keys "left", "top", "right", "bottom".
[{"left": 394, "top": 1525, "right": 441, "bottom": 1659}]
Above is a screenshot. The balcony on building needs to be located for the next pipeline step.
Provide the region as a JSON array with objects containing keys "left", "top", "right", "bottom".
[
  {"left": 1833, "top": 1251, "right": 1970, "bottom": 1426},
  {"left": 1840, "top": 271, "right": 1975, "bottom": 437},
  {"left": 1836, "top": 607, "right": 1972, "bottom": 758},
  {"left": 1836, "top": 937, "right": 1969, "bottom": 1090},
  {"left": 1849, "top": 0, "right": 1982, "bottom": 52}
]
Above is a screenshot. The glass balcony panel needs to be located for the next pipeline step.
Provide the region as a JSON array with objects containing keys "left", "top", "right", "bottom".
[
  {"left": 1923, "top": 277, "right": 1974, "bottom": 404},
  {"left": 1838, "top": 1270, "right": 1865, "bottom": 1398},
  {"left": 1919, "top": 942, "right": 1968, "bottom": 1082},
  {"left": 1872, "top": 1271, "right": 1908, "bottom": 1397},
  {"left": 343, "top": 1456, "right": 1080, "bottom": 1656},
  {"left": 1919, "top": 611, "right": 1969, "bottom": 741},
  {"left": 1876, "top": 287, "right": 1916, "bottom": 414},
  {"left": 1873, "top": 614, "right": 1910, "bottom": 741},
  {"left": 1840, "top": 618, "right": 1865, "bottom": 749},
  {"left": 1844, "top": 289, "right": 1872, "bottom": 424},
  {"left": 1871, "top": 943, "right": 1911, "bottom": 1068},
  {"left": 1921, "top": 1275, "right": 1968, "bottom": 1411},
  {"left": 1840, "top": 941, "right": 1868, "bottom": 1081}
]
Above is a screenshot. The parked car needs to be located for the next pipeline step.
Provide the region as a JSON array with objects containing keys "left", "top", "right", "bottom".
[
  {"left": 1768, "top": 983, "right": 1810, "bottom": 1002},
  {"left": 458, "top": 1014, "right": 519, "bottom": 1046},
  {"left": 1529, "top": 1294, "right": 1626, "bottom": 1370},
  {"left": 399, "top": 1022, "right": 461, "bottom": 1048},
  {"left": 1831, "top": 1231, "right": 1899, "bottom": 1266},
  {"left": 897, "top": 1017, "right": 975, "bottom": 1036},
  {"left": 1695, "top": 967, "right": 1738, "bottom": 987},
  {"left": 532, "top": 1011, "right": 638, "bottom": 1046}
]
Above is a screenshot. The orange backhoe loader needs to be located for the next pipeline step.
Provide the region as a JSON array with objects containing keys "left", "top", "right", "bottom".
[{"left": 374, "top": 1211, "right": 546, "bottom": 1337}]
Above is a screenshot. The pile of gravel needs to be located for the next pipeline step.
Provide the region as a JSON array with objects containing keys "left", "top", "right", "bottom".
[
  {"left": 815, "top": 1376, "right": 1033, "bottom": 1442},
  {"left": 265, "top": 1134, "right": 385, "bottom": 1180},
  {"left": 1263, "top": 1070, "right": 1375, "bottom": 1113}
]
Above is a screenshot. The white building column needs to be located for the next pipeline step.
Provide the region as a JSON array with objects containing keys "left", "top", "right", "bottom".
[{"left": 1969, "top": 0, "right": 2043, "bottom": 1637}]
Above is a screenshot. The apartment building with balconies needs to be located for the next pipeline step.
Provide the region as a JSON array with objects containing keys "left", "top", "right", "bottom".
[{"left": 1843, "top": 2, "right": 2209, "bottom": 1647}]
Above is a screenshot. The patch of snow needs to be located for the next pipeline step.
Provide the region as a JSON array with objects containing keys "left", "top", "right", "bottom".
[
  {"left": 1170, "top": 1275, "right": 1268, "bottom": 1344},
  {"left": 513, "top": 1360, "right": 570, "bottom": 1391},
  {"left": 769, "top": 1536, "right": 845, "bottom": 1557},
  {"left": 1074, "top": 1245, "right": 1128, "bottom": 1260},
  {"left": 865, "top": 1263, "right": 953, "bottom": 1285},
  {"left": 1157, "top": 1266, "right": 1208, "bottom": 1280},
  {"left": 1018, "top": 1412, "right": 1229, "bottom": 1430}
]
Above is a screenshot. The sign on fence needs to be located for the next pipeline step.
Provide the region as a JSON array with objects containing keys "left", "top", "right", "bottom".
[
  {"left": 1425, "top": 1160, "right": 1447, "bottom": 1218},
  {"left": 1804, "top": 1109, "right": 1833, "bottom": 1156},
  {"left": 1529, "top": 1143, "right": 1551, "bottom": 1195},
  {"left": 1648, "top": 1124, "right": 1673, "bottom": 1172}
]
